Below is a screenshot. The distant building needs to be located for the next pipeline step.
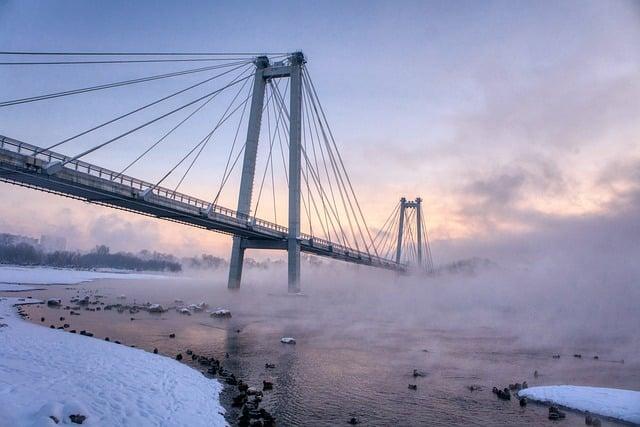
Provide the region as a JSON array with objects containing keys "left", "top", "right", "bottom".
[
  {"left": 0, "top": 233, "right": 39, "bottom": 247},
  {"left": 40, "top": 235, "right": 67, "bottom": 252}
]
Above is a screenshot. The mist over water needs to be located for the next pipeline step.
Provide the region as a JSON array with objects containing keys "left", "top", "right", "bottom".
[{"left": 16, "top": 234, "right": 640, "bottom": 426}]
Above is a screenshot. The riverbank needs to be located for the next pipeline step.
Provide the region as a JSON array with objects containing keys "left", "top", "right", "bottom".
[
  {"left": 0, "top": 264, "right": 167, "bottom": 291},
  {"left": 0, "top": 296, "right": 226, "bottom": 426}
]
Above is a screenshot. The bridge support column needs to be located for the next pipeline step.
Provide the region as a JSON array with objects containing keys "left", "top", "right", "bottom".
[
  {"left": 395, "top": 197, "right": 406, "bottom": 264},
  {"left": 416, "top": 197, "right": 423, "bottom": 268},
  {"left": 287, "top": 52, "right": 304, "bottom": 293},
  {"left": 228, "top": 56, "right": 269, "bottom": 290}
]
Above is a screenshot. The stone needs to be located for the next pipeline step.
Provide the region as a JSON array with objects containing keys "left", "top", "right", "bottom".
[
  {"left": 519, "top": 397, "right": 527, "bottom": 407},
  {"left": 176, "top": 353, "right": 183, "bottom": 361},
  {"left": 148, "top": 304, "right": 165, "bottom": 313},
  {"left": 169, "top": 333, "right": 176, "bottom": 338},
  {"left": 348, "top": 417, "right": 360, "bottom": 425},
  {"left": 412, "top": 369, "right": 426, "bottom": 377},
  {"left": 210, "top": 308, "right": 232, "bottom": 318},
  {"left": 153, "top": 348, "right": 158, "bottom": 354},
  {"left": 265, "top": 363, "right": 276, "bottom": 369},
  {"left": 548, "top": 406, "right": 565, "bottom": 420},
  {"left": 69, "top": 414, "right": 86, "bottom": 424},
  {"left": 47, "top": 299, "right": 62, "bottom": 307},
  {"left": 49, "top": 415, "right": 59, "bottom": 424},
  {"left": 280, "top": 337, "right": 296, "bottom": 344},
  {"left": 232, "top": 393, "right": 247, "bottom": 407},
  {"left": 408, "top": 384, "right": 417, "bottom": 390},
  {"left": 263, "top": 380, "right": 273, "bottom": 390}
]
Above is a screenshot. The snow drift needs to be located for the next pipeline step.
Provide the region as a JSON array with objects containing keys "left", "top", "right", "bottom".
[{"left": 0, "top": 297, "right": 226, "bottom": 426}]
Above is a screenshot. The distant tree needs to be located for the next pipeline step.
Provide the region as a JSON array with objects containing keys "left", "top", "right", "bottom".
[{"left": 92, "top": 245, "right": 110, "bottom": 256}]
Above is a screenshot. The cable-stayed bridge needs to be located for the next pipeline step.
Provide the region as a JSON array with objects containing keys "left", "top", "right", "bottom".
[{"left": 0, "top": 51, "right": 433, "bottom": 292}]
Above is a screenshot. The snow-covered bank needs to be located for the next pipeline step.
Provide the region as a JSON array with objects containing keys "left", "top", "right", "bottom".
[
  {"left": 0, "top": 297, "right": 226, "bottom": 426},
  {"left": 519, "top": 385, "right": 640, "bottom": 424},
  {"left": 0, "top": 265, "right": 167, "bottom": 291}
]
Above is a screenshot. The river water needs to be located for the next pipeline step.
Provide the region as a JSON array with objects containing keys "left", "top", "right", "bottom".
[{"left": 6, "top": 267, "right": 640, "bottom": 426}]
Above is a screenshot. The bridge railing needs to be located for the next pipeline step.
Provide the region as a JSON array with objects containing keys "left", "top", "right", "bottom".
[
  {"left": 299, "top": 232, "right": 400, "bottom": 267},
  {"left": 1, "top": 134, "right": 400, "bottom": 267},
  {"left": 0, "top": 135, "right": 292, "bottom": 235}
]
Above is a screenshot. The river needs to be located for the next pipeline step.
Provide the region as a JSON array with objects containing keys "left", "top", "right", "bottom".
[{"left": 6, "top": 267, "right": 639, "bottom": 426}]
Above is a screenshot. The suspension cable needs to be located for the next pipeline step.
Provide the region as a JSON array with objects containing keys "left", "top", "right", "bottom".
[
  {"left": 113, "top": 66, "right": 253, "bottom": 180},
  {"left": 57, "top": 73, "right": 253, "bottom": 166},
  {"left": 37, "top": 62, "right": 252, "bottom": 157},
  {"left": 172, "top": 72, "right": 253, "bottom": 192},
  {"left": 0, "top": 60, "right": 250, "bottom": 108},
  {"left": 155, "top": 84, "right": 253, "bottom": 192},
  {"left": 303, "top": 67, "right": 380, "bottom": 257}
]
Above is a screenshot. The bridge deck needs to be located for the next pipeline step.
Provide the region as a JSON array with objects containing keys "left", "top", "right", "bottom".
[{"left": 0, "top": 135, "right": 404, "bottom": 272}]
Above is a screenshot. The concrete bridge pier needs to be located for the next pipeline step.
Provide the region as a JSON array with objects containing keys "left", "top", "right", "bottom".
[{"left": 227, "top": 52, "right": 305, "bottom": 293}]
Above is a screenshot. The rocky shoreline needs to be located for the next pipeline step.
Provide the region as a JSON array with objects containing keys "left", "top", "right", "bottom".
[{"left": 16, "top": 289, "right": 276, "bottom": 426}]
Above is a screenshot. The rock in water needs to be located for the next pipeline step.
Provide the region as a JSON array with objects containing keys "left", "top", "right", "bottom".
[
  {"left": 408, "top": 384, "right": 417, "bottom": 390},
  {"left": 47, "top": 299, "right": 62, "bottom": 307},
  {"left": 519, "top": 397, "right": 527, "bottom": 407},
  {"left": 348, "top": 417, "right": 360, "bottom": 425},
  {"left": 280, "top": 337, "right": 296, "bottom": 344},
  {"left": 69, "top": 414, "right": 86, "bottom": 424},
  {"left": 209, "top": 308, "right": 232, "bottom": 318},
  {"left": 548, "top": 406, "right": 566, "bottom": 420},
  {"left": 148, "top": 304, "right": 165, "bottom": 313}
]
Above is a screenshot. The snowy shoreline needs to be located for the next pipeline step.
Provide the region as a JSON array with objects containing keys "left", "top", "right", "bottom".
[
  {"left": 519, "top": 385, "right": 640, "bottom": 424},
  {"left": 0, "top": 265, "right": 169, "bottom": 292},
  {"left": 0, "top": 297, "right": 226, "bottom": 426}
]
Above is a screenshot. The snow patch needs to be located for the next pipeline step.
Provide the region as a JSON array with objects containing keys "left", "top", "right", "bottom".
[
  {"left": 519, "top": 385, "right": 640, "bottom": 424},
  {"left": 0, "top": 265, "right": 167, "bottom": 292},
  {"left": 280, "top": 337, "right": 296, "bottom": 344},
  {"left": 0, "top": 297, "right": 226, "bottom": 426}
]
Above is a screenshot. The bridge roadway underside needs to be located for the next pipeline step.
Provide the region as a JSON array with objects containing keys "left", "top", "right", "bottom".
[{"left": 0, "top": 146, "right": 403, "bottom": 272}]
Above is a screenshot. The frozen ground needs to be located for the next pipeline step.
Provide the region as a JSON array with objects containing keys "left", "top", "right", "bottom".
[
  {"left": 0, "top": 297, "right": 226, "bottom": 426},
  {"left": 519, "top": 385, "right": 640, "bottom": 424},
  {"left": 0, "top": 265, "right": 166, "bottom": 291}
]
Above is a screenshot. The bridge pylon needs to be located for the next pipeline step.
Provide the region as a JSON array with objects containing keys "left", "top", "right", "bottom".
[
  {"left": 394, "top": 197, "right": 434, "bottom": 272},
  {"left": 227, "top": 52, "right": 306, "bottom": 293}
]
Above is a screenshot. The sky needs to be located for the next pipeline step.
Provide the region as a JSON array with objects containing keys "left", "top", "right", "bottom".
[{"left": 0, "top": 0, "right": 638, "bottom": 263}]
